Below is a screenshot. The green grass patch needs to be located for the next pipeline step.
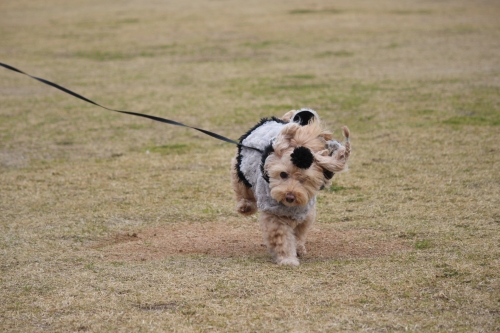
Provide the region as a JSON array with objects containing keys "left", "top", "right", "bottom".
[
  {"left": 326, "top": 184, "right": 361, "bottom": 193},
  {"left": 286, "top": 74, "right": 316, "bottom": 79},
  {"left": 415, "top": 239, "right": 432, "bottom": 250},
  {"left": 333, "top": 50, "right": 354, "bottom": 57},
  {"left": 147, "top": 143, "right": 193, "bottom": 155},
  {"left": 315, "top": 50, "right": 354, "bottom": 57},
  {"left": 390, "top": 10, "right": 433, "bottom": 15},
  {"left": 443, "top": 88, "right": 500, "bottom": 126},
  {"left": 115, "top": 18, "right": 140, "bottom": 24},
  {"left": 383, "top": 43, "right": 400, "bottom": 49},
  {"left": 328, "top": 184, "right": 348, "bottom": 192},
  {"left": 74, "top": 50, "right": 156, "bottom": 61},
  {"left": 414, "top": 109, "right": 436, "bottom": 115},
  {"left": 243, "top": 40, "right": 281, "bottom": 49},
  {"left": 289, "top": 8, "right": 342, "bottom": 15},
  {"left": 443, "top": 116, "right": 500, "bottom": 126}
]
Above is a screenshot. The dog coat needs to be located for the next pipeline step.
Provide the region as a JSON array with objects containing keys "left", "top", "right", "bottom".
[{"left": 235, "top": 109, "right": 321, "bottom": 221}]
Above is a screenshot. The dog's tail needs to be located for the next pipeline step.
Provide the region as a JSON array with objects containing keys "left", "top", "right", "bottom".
[{"left": 342, "top": 126, "right": 351, "bottom": 159}]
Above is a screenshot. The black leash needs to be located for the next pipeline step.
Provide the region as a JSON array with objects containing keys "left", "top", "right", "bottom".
[{"left": 0, "top": 62, "right": 262, "bottom": 153}]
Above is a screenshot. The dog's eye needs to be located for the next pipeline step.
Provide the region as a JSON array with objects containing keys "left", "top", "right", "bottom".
[{"left": 280, "top": 172, "right": 289, "bottom": 179}]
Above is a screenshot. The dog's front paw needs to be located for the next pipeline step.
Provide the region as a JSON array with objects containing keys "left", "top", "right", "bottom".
[
  {"left": 296, "top": 244, "right": 307, "bottom": 257},
  {"left": 236, "top": 199, "right": 257, "bottom": 216},
  {"left": 276, "top": 257, "right": 300, "bottom": 266}
]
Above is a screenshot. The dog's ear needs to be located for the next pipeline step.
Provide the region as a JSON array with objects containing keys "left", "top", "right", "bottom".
[
  {"left": 281, "top": 109, "right": 319, "bottom": 125},
  {"left": 279, "top": 122, "right": 301, "bottom": 138},
  {"left": 260, "top": 143, "right": 275, "bottom": 182},
  {"left": 281, "top": 110, "right": 296, "bottom": 123},
  {"left": 291, "top": 109, "right": 317, "bottom": 126},
  {"left": 325, "top": 140, "right": 340, "bottom": 155},
  {"left": 318, "top": 132, "right": 333, "bottom": 141},
  {"left": 313, "top": 146, "right": 349, "bottom": 173},
  {"left": 319, "top": 126, "right": 351, "bottom": 163},
  {"left": 316, "top": 149, "right": 330, "bottom": 157},
  {"left": 272, "top": 122, "right": 301, "bottom": 155}
]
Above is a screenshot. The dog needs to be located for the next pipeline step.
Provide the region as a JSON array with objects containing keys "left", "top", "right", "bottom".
[{"left": 231, "top": 109, "right": 350, "bottom": 265}]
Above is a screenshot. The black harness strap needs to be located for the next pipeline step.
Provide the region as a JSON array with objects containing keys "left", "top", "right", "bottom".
[{"left": 0, "top": 62, "right": 262, "bottom": 153}]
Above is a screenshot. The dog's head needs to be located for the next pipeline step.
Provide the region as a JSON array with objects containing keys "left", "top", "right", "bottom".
[{"left": 261, "top": 118, "right": 350, "bottom": 207}]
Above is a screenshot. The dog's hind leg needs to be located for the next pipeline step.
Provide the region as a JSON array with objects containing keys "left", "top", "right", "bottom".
[
  {"left": 231, "top": 156, "right": 257, "bottom": 215},
  {"left": 259, "top": 212, "right": 299, "bottom": 266}
]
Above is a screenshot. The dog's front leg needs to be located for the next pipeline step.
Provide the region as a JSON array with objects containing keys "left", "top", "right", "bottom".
[
  {"left": 259, "top": 212, "right": 299, "bottom": 266},
  {"left": 294, "top": 206, "right": 316, "bottom": 258}
]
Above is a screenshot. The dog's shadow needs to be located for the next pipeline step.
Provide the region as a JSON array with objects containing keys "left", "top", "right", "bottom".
[{"left": 94, "top": 222, "right": 407, "bottom": 262}]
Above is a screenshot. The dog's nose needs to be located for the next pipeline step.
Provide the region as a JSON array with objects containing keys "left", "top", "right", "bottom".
[{"left": 285, "top": 193, "right": 295, "bottom": 203}]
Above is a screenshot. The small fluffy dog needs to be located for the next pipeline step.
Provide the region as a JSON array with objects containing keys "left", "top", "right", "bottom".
[{"left": 231, "top": 109, "right": 350, "bottom": 265}]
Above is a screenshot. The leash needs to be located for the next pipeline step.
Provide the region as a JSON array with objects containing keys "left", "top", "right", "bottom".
[{"left": 0, "top": 62, "right": 263, "bottom": 153}]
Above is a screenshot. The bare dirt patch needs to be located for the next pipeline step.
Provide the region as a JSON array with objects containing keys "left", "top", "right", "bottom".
[{"left": 95, "top": 222, "right": 407, "bottom": 262}]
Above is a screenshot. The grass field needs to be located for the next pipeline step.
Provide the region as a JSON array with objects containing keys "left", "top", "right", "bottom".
[{"left": 1, "top": 0, "right": 499, "bottom": 331}]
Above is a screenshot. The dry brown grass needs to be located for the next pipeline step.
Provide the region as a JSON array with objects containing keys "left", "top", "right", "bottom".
[{"left": 1, "top": 0, "right": 499, "bottom": 331}]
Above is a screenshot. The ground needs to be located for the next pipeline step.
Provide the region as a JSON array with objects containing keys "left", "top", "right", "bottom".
[{"left": 1, "top": 0, "right": 499, "bottom": 331}]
